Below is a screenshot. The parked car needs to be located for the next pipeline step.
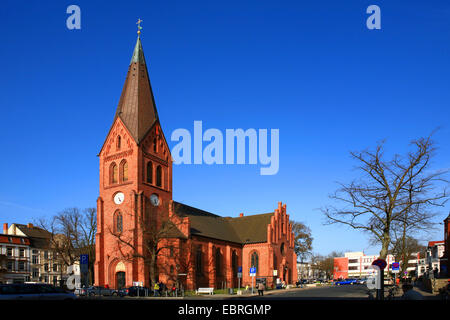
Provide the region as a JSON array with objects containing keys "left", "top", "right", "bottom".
[
  {"left": 334, "top": 278, "right": 358, "bottom": 286},
  {"left": 0, "top": 283, "right": 77, "bottom": 300},
  {"left": 86, "top": 286, "right": 118, "bottom": 296},
  {"left": 357, "top": 278, "right": 367, "bottom": 285},
  {"left": 74, "top": 287, "right": 88, "bottom": 296},
  {"left": 124, "top": 286, "right": 151, "bottom": 297}
]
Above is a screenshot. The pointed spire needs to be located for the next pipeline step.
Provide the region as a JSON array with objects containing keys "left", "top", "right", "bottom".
[{"left": 114, "top": 36, "right": 159, "bottom": 143}]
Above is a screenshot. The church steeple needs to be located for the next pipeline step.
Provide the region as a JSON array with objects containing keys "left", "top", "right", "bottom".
[{"left": 114, "top": 36, "right": 159, "bottom": 144}]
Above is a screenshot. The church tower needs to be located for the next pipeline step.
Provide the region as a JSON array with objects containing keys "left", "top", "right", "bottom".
[{"left": 95, "top": 35, "right": 172, "bottom": 288}]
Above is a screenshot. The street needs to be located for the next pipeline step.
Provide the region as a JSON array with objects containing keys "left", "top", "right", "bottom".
[{"left": 238, "top": 285, "right": 370, "bottom": 300}]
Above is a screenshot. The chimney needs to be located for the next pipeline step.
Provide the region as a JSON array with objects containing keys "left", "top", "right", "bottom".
[
  {"left": 27, "top": 223, "right": 33, "bottom": 229},
  {"left": 239, "top": 213, "right": 244, "bottom": 217},
  {"left": 3, "top": 223, "right": 7, "bottom": 234}
]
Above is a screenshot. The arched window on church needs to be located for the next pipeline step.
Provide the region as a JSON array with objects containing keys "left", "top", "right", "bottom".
[
  {"left": 120, "top": 160, "right": 128, "bottom": 182},
  {"left": 215, "top": 248, "right": 222, "bottom": 276},
  {"left": 251, "top": 251, "right": 259, "bottom": 273},
  {"left": 196, "top": 247, "right": 203, "bottom": 276},
  {"left": 156, "top": 165, "right": 162, "bottom": 187},
  {"left": 273, "top": 253, "right": 277, "bottom": 271},
  {"left": 115, "top": 212, "right": 123, "bottom": 233},
  {"left": 153, "top": 137, "right": 157, "bottom": 153},
  {"left": 232, "top": 250, "right": 238, "bottom": 275},
  {"left": 146, "top": 161, "right": 153, "bottom": 184},
  {"left": 116, "top": 135, "right": 121, "bottom": 150},
  {"left": 110, "top": 162, "right": 118, "bottom": 184}
]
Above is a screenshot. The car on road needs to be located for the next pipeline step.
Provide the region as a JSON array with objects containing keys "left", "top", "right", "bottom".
[
  {"left": 357, "top": 278, "right": 367, "bottom": 285},
  {"left": 333, "top": 278, "right": 358, "bottom": 286},
  {"left": 0, "top": 283, "right": 77, "bottom": 300},
  {"left": 86, "top": 286, "right": 118, "bottom": 296},
  {"left": 123, "top": 286, "right": 152, "bottom": 297}
]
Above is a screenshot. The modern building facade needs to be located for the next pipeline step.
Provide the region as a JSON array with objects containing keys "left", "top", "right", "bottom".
[
  {"left": 94, "top": 35, "right": 298, "bottom": 290},
  {"left": 333, "top": 252, "right": 396, "bottom": 279}
]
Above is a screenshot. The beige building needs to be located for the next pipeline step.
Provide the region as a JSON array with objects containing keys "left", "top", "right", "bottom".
[{"left": 2, "top": 223, "right": 67, "bottom": 285}]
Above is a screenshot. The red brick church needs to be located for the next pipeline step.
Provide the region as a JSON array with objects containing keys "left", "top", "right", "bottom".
[{"left": 94, "top": 35, "right": 297, "bottom": 290}]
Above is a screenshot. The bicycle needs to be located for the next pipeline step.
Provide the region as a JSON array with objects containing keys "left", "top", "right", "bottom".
[{"left": 386, "top": 285, "right": 399, "bottom": 300}]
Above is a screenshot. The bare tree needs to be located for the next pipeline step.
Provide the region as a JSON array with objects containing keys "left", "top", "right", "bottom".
[
  {"left": 36, "top": 207, "right": 97, "bottom": 284},
  {"left": 322, "top": 135, "right": 448, "bottom": 259},
  {"left": 108, "top": 201, "right": 192, "bottom": 287},
  {"left": 290, "top": 220, "right": 313, "bottom": 262},
  {"left": 390, "top": 236, "right": 426, "bottom": 276}
]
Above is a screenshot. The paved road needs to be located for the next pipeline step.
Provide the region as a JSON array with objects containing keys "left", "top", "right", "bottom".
[{"left": 238, "top": 285, "right": 371, "bottom": 300}]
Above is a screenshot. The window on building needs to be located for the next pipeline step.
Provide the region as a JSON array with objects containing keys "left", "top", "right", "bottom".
[
  {"left": 215, "top": 248, "right": 222, "bottom": 276},
  {"left": 18, "top": 261, "right": 25, "bottom": 271},
  {"left": 232, "top": 251, "right": 238, "bottom": 275},
  {"left": 146, "top": 161, "right": 153, "bottom": 184},
  {"left": 349, "top": 266, "right": 358, "bottom": 271},
  {"left": 32, "top": 249, "right": 38, "bottom": 254},
  {"left": 44, "top": 275, "right": 48, "bottom": 283},
  {"left": 32, "top": 255, "right": 38, "bottom": 264},
  {"left": 280, "top": 243, "right": 285, "bottom": 256},
  {"left": 32, "top": 268, "right": 39, "bottom": 278},
  {"left": 170, "top": 265, "right": 174, "bottom": 274},
  {"left": 116, "top": 212, "right": 123, "bottom": 233},
  {"left": 251, "top": 251, "right": 259, "bottom": 272},
  {"left": 153, "top": 138, "right": 157, "bottom": 153},
  {"left": 156, "top": 165, "right": 162, "bottom": 187},
  {"left": 8, "top": 237, "right": 12, "bottom": 243},
  {"left": 44, "top": 251, "right": 48, "bottom": 259},
  {"left": 349, "top": 259, "right": 359, "bottom": 264},
  {"left": 117, "top": 135, "right": 121, "bottom": 150},
  {"left": 169, "top": 246, "right": 174, "bottom": 257},
  {"left": 44, "top": 263, "right": 49, "bottom": 272},
  {"left": 19, "top": 248, "right": 25, "bottom": 257},
  {"left": 7, "top": 261, "right": 13, "bottom": 271},
  {"left": 53, "top": 264, "right": 57, "bottom": 272},
  {"left": 122, "top": 161, "right": 128, "bottom": 182},
  {"left": 20, "top": 238, "right": 25, "bottom": 244},
  {"left": 196, "top": 247, "right": 203, "bottom": 276},
  {"left": 273, "top": 254, "right": 277, "bottom": 270},
  {"left": 6, "top": 247, "right": 12, "bottom": 257},
  {"left": 110, "top": 162, "right": 118, "bottom": 184}
]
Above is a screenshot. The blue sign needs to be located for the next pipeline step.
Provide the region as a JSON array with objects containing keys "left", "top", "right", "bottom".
[
  {"left": 237, "top": 266, "right": 242, "bottom": 273},
  {"left": 80, "top": 254, "right": 89, "bottom": 265},
  {"left": 250, "top": 267, "right": 256, "bottom": 275},
  {"left": 392, "top": 262, "right": 400, "bottom": 270},
  {"left": 80, "top": 254, "right": 89, "bottom": 274}
]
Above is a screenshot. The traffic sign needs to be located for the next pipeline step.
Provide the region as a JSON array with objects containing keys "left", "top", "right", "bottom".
[
  {"left": 372, "top": 259, "right": 387, "bottom": 270},
  {"left": 238, "top": 266, "right": 242, "bottom": 273},
  {"left": 80, "top": 254, "right": 89, "bottom": 274},
  {"left": 237, "top": 272, "right": 242, "bottom": 278},
  {"left": 250, "top": 267, "right": 256, "bottom": 276},
  {"left": 391, "top": 262, "right": 400, "bottom": 273}
]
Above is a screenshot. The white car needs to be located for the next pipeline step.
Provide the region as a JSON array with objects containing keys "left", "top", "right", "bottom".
[{"left": 0, "top": 283, "right": 77, "bottom": 300}]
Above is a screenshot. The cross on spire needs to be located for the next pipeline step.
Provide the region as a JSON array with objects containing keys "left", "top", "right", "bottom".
[{"left": 136, "top": 18, "right": 143, "bottom": 35}]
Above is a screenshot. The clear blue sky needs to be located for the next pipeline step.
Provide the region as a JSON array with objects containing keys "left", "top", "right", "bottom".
[{"left": 1, "top": 0, "right": 449, "bottom": 257}]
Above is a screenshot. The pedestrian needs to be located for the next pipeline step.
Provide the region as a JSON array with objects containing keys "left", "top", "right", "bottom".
[
  {"left": 153, "top": 282, "right": 160, "bottom": 297},
  {"left": 171, "top": 284, "right": 177, "bottom": 297},
  {"left": 158, "top": 281, "right": 164, "bottom": 297},
  {"left": 257, "top": 282, "right": 265, "bottom": 296}
]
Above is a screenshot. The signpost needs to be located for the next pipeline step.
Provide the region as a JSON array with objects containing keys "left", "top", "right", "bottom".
[
  {"left": 80, "top": 254, "right": 89, "bottom": 287},
  {"left": 391, "top": 262, "right": 400, "bottom": 286},
  {"left": 237, "top": 266, "right": 242, "bottom": 295},
  {"left": 371, "top": 259, "right": 387, "bottom": 300},
  {"left": 250, "top": 267, "right": 256, "bottom": 294}
]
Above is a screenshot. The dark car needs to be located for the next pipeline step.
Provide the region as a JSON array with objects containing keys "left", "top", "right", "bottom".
[
  {"left": 87, "top": 286, "right": 118, "bottom": 296},
  {"left": 124, "top": 286, "right": 151, "bottom": 297},
  {"left": 0, "top": 283, "right": 77, "bottom": 300}
]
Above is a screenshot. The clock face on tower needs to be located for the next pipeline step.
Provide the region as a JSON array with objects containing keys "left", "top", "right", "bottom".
[
  {"left": 114, "top": 192, "right": 125, "bottom": 205},
  {"left": 150, "top": 193, "right": 160, "bottom": 207}
]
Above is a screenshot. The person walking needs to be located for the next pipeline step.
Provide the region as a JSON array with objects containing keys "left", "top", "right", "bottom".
[
  {"left": 153, "top": 282, "right": 160, "bottom": 297},
  {"left": 257, "top": 282, "right": 265, "bottom": 296}
]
